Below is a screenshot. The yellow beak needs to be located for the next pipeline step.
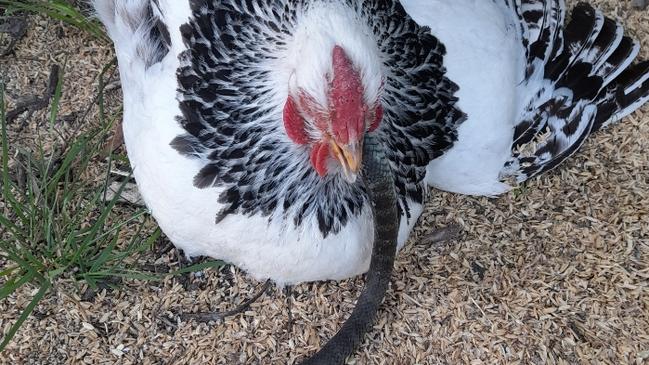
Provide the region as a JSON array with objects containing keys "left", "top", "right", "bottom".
[{"left": 330, "top": 140, "right": 362, "bottom": 183}]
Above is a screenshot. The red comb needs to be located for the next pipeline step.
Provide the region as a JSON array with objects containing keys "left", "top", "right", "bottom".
[{"left": 329, "top": 46, "right": 364, "bottom": 144}]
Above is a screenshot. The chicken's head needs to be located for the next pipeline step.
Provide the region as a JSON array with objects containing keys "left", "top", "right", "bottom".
[{"left": 283, "top": 45, "right": 384, "bottom": 183}]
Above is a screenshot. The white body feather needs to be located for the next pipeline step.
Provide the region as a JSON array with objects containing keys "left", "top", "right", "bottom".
[{"left": 403, "top": 0, "right": 525, "bottom": 196}]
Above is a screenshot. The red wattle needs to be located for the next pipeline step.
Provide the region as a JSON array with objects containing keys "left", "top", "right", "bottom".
[
  {"left": 310, "top": 142, "right": 329, "bottom": 177},
  {"left": 283, "top": 95, "right": 309, "bottom": 144}
]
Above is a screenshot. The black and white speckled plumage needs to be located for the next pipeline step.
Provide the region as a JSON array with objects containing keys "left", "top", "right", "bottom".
[{"left": 171, "top": 0, "right": 464, "bottom": 238}]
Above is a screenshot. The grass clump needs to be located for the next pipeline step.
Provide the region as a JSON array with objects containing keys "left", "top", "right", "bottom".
[
  {"left": 1, "top": 2, "right": 223, "bottom": 352},
  {"left": 0, "top": 0, "right": 107, "bottom": 39},
  {"left": 0, "top": 62, "right": 151, "bottom": 351},
  {"left": 0, "top": 58, "right": 221, "bottom": 352}
]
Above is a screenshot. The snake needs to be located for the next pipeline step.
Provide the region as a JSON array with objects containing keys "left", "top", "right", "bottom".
[{"left": 301, "top": 133, "right": 400, "bottom": 364}]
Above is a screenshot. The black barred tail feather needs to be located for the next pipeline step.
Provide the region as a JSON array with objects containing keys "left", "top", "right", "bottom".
[
  {"left": 594, "top": 60, "right": 649, "bottom": 130},
  {"left": 500, "top": 1, "right": 649, "bottom": 182}
]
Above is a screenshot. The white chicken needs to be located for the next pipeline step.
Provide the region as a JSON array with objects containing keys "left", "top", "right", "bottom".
[{"left": 94, "top": 0, "right": 648, "bottom": 284}]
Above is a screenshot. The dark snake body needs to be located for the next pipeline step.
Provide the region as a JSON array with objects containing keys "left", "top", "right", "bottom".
[{"left": 301, "top": 134, "right": 400, "bottom": 364}]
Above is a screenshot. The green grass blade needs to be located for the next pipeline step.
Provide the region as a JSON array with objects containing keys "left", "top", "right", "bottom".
[
  {"left": 169, "top": 260, "right": 226, "bottom": 276},
  {"left": 48, "top": 58, "right": 66, "bottom": 128},
  {"left": 88, "top": 234, "right": 119, "bottom": 274},
  {"left": 44, "top": 137, "right": 85, "bottom": 195},
  {"left": 0, "top": 212, "right": 27, "bottom": 245},
  {"left": 0, "top": 83, "right": 28, "bottom": 224},
  {"left": 0, "top": 270, "right": 36, "bottom": 301},
  {"left": 86, "top": 270, "right": 162, "bottom": 282},
  {"left": 0, "top": 265, "right": 18, "bottom": 278},
  {"left": 0, "top": 0, "right": 107, "bottom": 39},
  {"left": 0, "top": 279, "right": 51, "bottom": 352}
]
